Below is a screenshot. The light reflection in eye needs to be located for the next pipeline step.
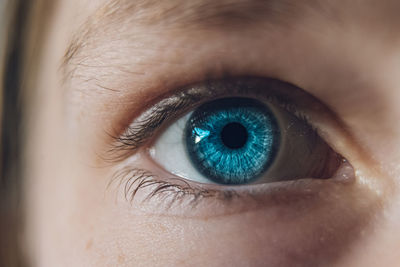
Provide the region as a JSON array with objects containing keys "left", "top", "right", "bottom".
[{"left": 193, "top": 128, "right": 210, "bottom": 144}]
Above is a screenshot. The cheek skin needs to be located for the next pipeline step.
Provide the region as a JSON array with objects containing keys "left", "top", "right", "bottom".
[
  {"left": 58, "top": 157, "right": 384, "bottom": 267},
  {"left": 74, "top": 175, "right": 380, "bottom": 267}
]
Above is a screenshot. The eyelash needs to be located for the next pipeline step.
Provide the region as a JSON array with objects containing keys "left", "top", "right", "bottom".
[
  {"left": 107, "top": 76, "right": 341, "bottom": 205},
  {"left": 109, "top": 167, "right": 241, "bottom": 208}
]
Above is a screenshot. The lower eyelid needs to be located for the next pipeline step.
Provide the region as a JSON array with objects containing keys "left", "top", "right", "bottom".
[{"left": 109, "top": 158, "right": 356, "bottom": 218}]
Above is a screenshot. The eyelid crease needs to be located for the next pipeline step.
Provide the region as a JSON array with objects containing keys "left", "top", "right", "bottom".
[{"left": 106, "top": 77, "right": 315, "bottom": 161}]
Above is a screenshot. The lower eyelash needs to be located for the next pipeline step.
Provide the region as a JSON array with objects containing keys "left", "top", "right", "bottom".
[
  {"left": 109, "top": 167, "right": 240, "bottom": 207},
  {"left": 108, "top": 161, "right": 355, "bottom": 218}
]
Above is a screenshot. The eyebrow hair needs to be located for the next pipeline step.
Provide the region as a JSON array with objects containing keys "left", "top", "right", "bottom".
[{"left": 61, "top": 0, "right": 327, "bottom": 82}]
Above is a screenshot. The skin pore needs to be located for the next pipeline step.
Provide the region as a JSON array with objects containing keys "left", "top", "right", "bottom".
[{"left": 24, "top": 0, "right": 400, "bottom": 266}]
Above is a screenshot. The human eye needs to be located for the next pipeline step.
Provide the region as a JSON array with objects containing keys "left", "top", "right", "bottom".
[
  {"left": 151, "top": 79, "right": 343, "bottom": 185},
  {"left": 108, "top": 77, "right": 357, "bottom": 217}
]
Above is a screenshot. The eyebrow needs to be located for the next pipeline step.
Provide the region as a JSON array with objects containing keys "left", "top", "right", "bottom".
[{"left": 61, "top": 0, "right": 326, "bottom": 81}]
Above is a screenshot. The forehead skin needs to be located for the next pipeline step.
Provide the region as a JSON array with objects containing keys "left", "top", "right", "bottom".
[{"left": 25, "top": 0, "right": 400, "bottom": 266}]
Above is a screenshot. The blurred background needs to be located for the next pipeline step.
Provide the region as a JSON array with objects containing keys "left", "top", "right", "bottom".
[{"left": 1, "top": 0, "right": 25, "bottom": 266}]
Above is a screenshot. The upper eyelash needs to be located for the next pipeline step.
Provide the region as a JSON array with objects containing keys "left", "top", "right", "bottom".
[
  {"left": 108, "top": 91, "right": 200, "bottom": 159},
  {"left": 106, "top": 77, "right": 316, "bottom": 162}
]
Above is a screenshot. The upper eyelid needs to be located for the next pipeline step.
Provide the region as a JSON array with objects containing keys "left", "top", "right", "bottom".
[{"left": 106, "top": 77, "right": 333, "bottom": 162}]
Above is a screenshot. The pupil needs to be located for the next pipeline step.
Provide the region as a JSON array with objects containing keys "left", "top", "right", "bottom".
[{"left": 220, "top": 122, "right": 248, "bottom": 149}]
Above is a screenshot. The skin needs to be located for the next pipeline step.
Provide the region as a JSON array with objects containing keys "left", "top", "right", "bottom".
[{"left": 24, "top": 0, "right": 400, "bottom": 266}]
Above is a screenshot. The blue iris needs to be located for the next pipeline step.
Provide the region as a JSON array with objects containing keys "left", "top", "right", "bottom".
[{"left": 185, "top": 98, "right": 280, "bottom": 185}]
